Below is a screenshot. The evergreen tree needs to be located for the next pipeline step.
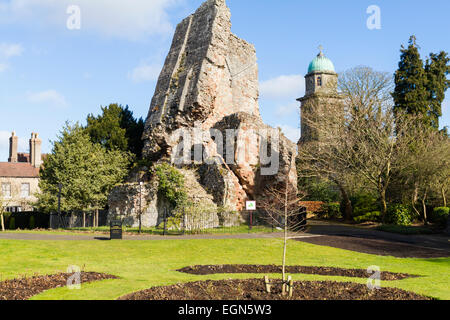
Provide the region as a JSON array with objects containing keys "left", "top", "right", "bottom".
[
  {"left": 120, "top": 105, "right": 145, "bottom": 159},
  {"left": 393, "top": 36, "right": 450, "bottom": 129},
  {"left": 393, "top": 36, "right": 429, "bottom": 124},
  {"left": 85, "top": 104, "right": 145, "bottom": 158},
  {"left": 86, "top": 104, "right": 128, "bottom": 151},
  {"left": 425, "top": 51, "right": 450, "bottom": 128}
]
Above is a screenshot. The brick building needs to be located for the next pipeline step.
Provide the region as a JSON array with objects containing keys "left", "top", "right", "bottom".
[{"left": 0, "top": 132, "right": 45, "bottom": 212}]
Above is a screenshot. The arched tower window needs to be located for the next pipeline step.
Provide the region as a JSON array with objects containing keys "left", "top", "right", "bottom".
[{"left": 317, "top": 76, "right": 322, "bottom": 87}]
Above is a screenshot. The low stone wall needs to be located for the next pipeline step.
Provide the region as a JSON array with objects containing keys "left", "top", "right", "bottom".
[{"left": 107, "top": 181, "right": 163, "bottom": 228}]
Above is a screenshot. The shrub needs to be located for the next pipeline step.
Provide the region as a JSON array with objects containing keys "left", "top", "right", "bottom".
[
  {"left": 354, "top": 211, "right": 381, "bottom": 224},
  {"left": 326, "top": 203, "right": 341, "bottom": 219},
  {"left": 350, "top": 193, "right": 379, "bottom": 217},
  {"left": 316, "top": 203, "right": 341, "bottom": 220},
  {"left": 431, "top": 207, "right": 449, "bottom": 226},
  {"left": 155, "top": 163, "right": 187, "bottom": 209},
  {"left": 9, "top": 217, "right": 15, "bottom": 230},
  {"left": 29, "top": 216, "right": 36, "bottom": 229},
  {"left": 386, "top": 204, "right": 413, "bottom": 226}
]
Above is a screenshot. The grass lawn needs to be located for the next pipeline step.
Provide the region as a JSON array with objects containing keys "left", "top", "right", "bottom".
[{"left": 0, "top": 238, "right": 448, "bottom": 300}]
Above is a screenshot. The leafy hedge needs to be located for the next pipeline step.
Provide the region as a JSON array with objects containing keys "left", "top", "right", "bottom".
[
  {"left": 316, "top": 203, "right": 342, "bottom": 219},
  {"left": 431, "top": 207, "right": 449, "bottom": 226},
  {"left": 350, "top": 193, "right": 379, "bottom": 217},
  {"left": 1, "top": 211, "right": 49, "bottom": 230},
  {"left": 354, "top": 211, "right": 381, "bottom": 224}
]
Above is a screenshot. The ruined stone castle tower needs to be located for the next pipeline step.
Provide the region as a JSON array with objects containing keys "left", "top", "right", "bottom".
[{"left": 108, "top": 0, "right": 298, "bottom": 227}]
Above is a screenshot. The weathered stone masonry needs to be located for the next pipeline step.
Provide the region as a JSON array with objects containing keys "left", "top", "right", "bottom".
[{"left": 108, "top": 0, "right": 297, "bottom": 227}]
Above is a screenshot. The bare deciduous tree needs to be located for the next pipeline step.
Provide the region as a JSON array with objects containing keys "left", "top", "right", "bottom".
[
  {"left": 0, "top": 197, "right": 11, "bottom": 232},
  {"left": 398, "top": 124, "right": 450, "bottom": 223},
  {"left": 298, "top": 67, "right": 396, "bottom": 220},
  {"left": 259, "top": 155, "right": 305, "bottom": 295}
]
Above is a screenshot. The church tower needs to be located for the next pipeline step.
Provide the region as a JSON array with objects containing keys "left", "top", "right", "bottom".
[{"left": 297, "top": 46, "right": 341, "bottom": 144}]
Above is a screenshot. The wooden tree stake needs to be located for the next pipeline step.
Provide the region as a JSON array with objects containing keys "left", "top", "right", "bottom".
[
  {"left": 264, "top": 276, "right": 271, "bottom": 293},
  {"left": 288, "top": 276, "right": 293, "bottom": 297}
]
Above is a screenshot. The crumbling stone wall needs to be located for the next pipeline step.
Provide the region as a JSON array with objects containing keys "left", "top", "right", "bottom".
[{"left": 109, "top": 0, "right": 297, "bottom": 226}]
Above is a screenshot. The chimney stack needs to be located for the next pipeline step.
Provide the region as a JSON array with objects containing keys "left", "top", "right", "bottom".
[
  {"left": 8, "top": 131, "right": 18, "bottom": 163},
  {"left": 30, "top": 132, "right": 42, "bottom": 168}
]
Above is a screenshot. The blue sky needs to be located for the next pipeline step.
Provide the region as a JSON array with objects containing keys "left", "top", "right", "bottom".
[{"left": 0, "top": 0, "right": 449, "bottom": 160}]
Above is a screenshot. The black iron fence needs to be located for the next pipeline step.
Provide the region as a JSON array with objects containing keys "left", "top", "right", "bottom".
[
  {"left": 49, "top": 211, "right": 108, "bottom": 229},
  {"left": 154, "top": 208, "right": 307, "bottom": 235},
  {"left": 150, "top": 209, "right": 267, "bottom": 235}
]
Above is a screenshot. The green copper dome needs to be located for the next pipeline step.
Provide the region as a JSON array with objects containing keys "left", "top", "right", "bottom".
[{"left": 308, "top": 51, "right": 335, "bottom": 74}]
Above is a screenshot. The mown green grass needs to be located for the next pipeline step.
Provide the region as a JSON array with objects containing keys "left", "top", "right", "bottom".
[{"left": 0, "top": 238, "right": 448, "bottom": 300}]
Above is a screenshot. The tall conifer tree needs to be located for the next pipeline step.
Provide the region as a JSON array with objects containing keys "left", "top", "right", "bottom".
[
  {"left": 393, "top": 36, "right": 450, "bottom": 129},
  {"left": 393, "top": 36, "right": 429, "bottom": 124},
  {"left": 425, "top": 52, "right": 450, "bottom": 128}
]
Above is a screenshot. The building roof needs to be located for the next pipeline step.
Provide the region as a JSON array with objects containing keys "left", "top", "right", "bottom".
[
  {"left": 0, "top": 162, "right": 40, "bottom": 178},
  {"left": 308, "top": 51, "right": 335, "bottom": 74}
]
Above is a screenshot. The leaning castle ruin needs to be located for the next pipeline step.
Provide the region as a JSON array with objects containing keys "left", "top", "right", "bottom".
[{"left": 108, "top": 0, "right": 297, "bottom": 227}]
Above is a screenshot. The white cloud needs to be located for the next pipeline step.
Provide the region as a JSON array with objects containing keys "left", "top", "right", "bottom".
[
  {"left": 276, "top": 125, "right": 300, "bottom": 144},
  {"left": 0, "top": 43, "right": 23, "bottom": 58},
  {"left": 275, "top": 102, "right": 299, "bottom": 117},
  {"left": 129, "top": 63, "right": 162, "bottom": 83},
  {"left": 27, "top": 90, "right": 68, "bottom": 108},
  {"left": 260, "top": 74, "right": 304, "bottom": 99},
  {"left": 0, "top": 43, "right": 23, "bottom": 72},
  {"left": 0, "top": 0, "right": 182, "bottom": 40}
]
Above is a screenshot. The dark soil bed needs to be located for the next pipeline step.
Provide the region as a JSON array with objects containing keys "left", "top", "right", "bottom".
[
  {"left": 296, "top": 235, "right": 450, "bottom": 258},
  {"left": 177, "top": 265, "right": 416, "bottom": 281},
  {"left": 0, "top": 272, "right": 118, "bottom": 300},
  {"left": 119, "top": 279, "right": 431, "bottom": 300}
]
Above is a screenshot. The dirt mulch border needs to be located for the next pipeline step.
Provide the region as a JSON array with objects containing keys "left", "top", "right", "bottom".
[
  {"left": 118, "top": 279, "right": 431, "bottom": 300},
  {"left": 297, "top": 235, "right": 450, "bottom": 258},
  {"left": 0, "top": 272, "right": 118, "bottom": 300},
  {"left": 177, "top": 265, "right": 417, "bottom": 281}
]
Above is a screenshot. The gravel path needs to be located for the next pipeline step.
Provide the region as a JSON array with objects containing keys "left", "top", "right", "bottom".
[{"left": 0, "top": 231, "right": 313, "bottom": 241}]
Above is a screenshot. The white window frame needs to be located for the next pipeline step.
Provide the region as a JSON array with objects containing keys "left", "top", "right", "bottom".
[
  {"left": 2, "top": 183, "right": 11, "bottom": 198},
  {"left": 21, "top": 183, "right": 30, "bottom": 198}
]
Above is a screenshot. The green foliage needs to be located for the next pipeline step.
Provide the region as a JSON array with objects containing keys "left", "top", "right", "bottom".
[
  {"left": 37, "top": 122, "right": 131, "bottom": 213},
  {"left": 354, "top": 211, "right": 381, "bottom": 224},
  {"left": 315, "top": 203, "right": 342, "bottom": 220},
  {"left": 431, "top": 207, "right": 449, "bottom": 226},
  {"left": 9, "top": 217, "right": 15, "bottom": 230},
  {"left": 85, "top": 104, "right": 145, "bottom": 158},
  {"left": 155, "top": 163, "right": 187, "bottom": 209},
  {"left": 425, "top": 52, "right": 450, "bottom": 128},
  {"left": 350, "top": 193, "right": 379, "bottom": 217},
  {"left": 393, "top": 36, "right": 450, "bottom": 129},
  {"left": 322, "top": 203, "right": 342, "bottom": 219},
  {"left": 29, "top": 216, "right": 35, "bottom": 229},
  {"left": 298, "top": 177, "right": 340, "bottom": 203},
  {"left": 386, "top": 204, "right": 414, "bottom": 226}
]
